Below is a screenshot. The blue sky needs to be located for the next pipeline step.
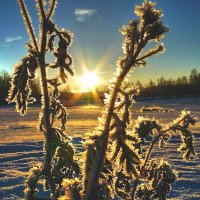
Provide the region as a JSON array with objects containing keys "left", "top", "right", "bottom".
[{"left": 0, "top": 0, "right": 200, "bottom": 85}]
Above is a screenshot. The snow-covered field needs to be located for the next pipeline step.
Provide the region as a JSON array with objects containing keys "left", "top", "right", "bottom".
[{"left": 0, "top": 98, "right": 200, "bottom": 199}]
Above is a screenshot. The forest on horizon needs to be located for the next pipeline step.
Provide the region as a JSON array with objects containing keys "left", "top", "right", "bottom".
[{"left": 1, "top": 68, "right": 200, "bottom": 105}]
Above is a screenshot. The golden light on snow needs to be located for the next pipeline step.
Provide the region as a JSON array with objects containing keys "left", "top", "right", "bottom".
[{"left": 80, "top": 71, "right": 99, "bottom": 92}]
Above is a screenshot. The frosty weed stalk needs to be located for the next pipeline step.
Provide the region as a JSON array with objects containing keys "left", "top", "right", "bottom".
[
  {"left": 8, "top": 0, "right": 78, "bottom": 199},
  {"left": 8, "top": 0, "right": 197, "bottom": 200},
  {"left": 78, "top": 1, "right": 197, "bottom": 200}
]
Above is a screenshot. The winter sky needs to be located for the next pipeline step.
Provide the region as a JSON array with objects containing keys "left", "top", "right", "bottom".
[{"left": 0, "top": 0, "right": 200, "bottom": 85}]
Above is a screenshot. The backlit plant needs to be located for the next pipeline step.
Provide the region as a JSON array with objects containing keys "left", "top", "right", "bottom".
[
  {"left": 8, "top": 0, "right": 78, "bottom": 199},
  {"left": 8, "top": 0, "right": 197, "bottom": 199}
]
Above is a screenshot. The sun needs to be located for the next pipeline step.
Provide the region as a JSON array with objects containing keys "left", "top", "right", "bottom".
[{"left": 80, "top": 71, "right": 99, "bottom": 92}]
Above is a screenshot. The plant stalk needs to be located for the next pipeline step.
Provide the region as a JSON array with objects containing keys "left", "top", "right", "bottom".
[
  {"left": 131, "top": 178, "right": 139, "bottom": 200},
  {"left": 143, "top": 134, "right": 160, "bottom": 168},
  {"left": 18, "top": 0, "right": 38, "bottom": 52},
  {"left": 143, "top": 118, "right": 185, "bottom": 168},
  {"left": 86, "top": 64, "right": 133, "bottom": 199},
  {"left": 37, "top": 0, "right": 56, "bottom": 196}
]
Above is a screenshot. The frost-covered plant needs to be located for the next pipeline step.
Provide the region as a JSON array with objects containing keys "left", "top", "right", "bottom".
[
  {"left": 8, "top": 0, "right": 197, "bottom": 200},
  {"left": 74, "top": 1, "right": 196, "bottom": 200},
  {"left": 7, "top": 0, "right": 78, "bottom": 199}
]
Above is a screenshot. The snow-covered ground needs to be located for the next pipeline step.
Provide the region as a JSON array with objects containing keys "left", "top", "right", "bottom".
[{"left": 0, "top": 98, "right": 200, "bottom": 199}]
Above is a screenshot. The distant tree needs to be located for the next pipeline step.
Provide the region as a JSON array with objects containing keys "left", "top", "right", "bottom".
[
  {"left": 157, "top": 76, "right": 166, "bottom": 86},
  {"left": 148, "top": 79, "right": 156, "bottom": 87},
  {"left": 0, "top": 70, "right": 11, "bottom": 104},
  {"left": 180, "top": 76, "right": 188, "bottom": 85},
  {"left": 189, "top": 68, "right": 200, "bottom": 95},
  {"left": 189, "top": 68, "right": 199, "bottom": 85}
]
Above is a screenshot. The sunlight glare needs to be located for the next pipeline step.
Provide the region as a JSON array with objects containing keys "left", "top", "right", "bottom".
[{"left": 80, "top": 72, "right": 99, "bottom": 91}]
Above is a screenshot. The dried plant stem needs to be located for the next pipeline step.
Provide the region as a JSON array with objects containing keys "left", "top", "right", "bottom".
[
  {"left": 36, "top": 0, "right": 56, "bottom": 196},
  {"left": 46, "top": 0, "right": 56, "bottom": 19},
  {"left": 132, "top": 141, "right": 169, "bottom": 200},
  {"left": 129, "top": 133, "right": 161, "bottom": 199},
  {"left": 39, "top": 67, "right": 57, "bottom": 195},
  {"left": 130, "top": 118, "right": 186, "bottom": 199},
  {"left": 86, "top": 65, "right": 133, "bottom": 199},
  {"left": 18, "top": 0, "right": 38, "bottom": 51},
  {"left": 16, "top": 0, "right": 74, "bottom": 197},
  {"left": 143, "top": 118, "right": 185, "bottom": 168},
  {"left": 131, "top": 179, "right": 139, "bottom": 200},
  {"left": 143, "top": 134, "right": 160, "bottom": 168}
]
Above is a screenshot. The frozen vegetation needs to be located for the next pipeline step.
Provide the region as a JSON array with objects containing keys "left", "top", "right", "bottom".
[{"left": 2, "top": 0, "right": 199, "bottom": 199}]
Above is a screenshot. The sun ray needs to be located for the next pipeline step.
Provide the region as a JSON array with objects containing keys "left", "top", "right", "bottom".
[{"left": 80, "top": 71, "right": 99, "bottom": 92}]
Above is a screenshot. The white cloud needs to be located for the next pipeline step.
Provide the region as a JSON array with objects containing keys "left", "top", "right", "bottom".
[
  {"left": 74, "top": 8, "right": 97, "bottom": 22},
  {"left": 1, "top": 44, "right": 10, "bottom": 48},
  {"left": 5, "top": 36, "right": 23, "bottom": 43}
]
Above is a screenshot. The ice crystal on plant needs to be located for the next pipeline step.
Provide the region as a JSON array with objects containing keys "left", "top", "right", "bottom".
[
  {"left": 9, "top": 0, "right": 78, "bottom": 199},
  {"left": 10, "top": 0, "right": 197, "bottom": 199},
  {"left": 81, "top": 1, "right": 196, "bottom": 200}
]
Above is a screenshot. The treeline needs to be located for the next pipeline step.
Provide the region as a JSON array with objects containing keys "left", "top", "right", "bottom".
[
  {"left": 0, "top": 71, "right": 11, "bottom": 104},
  {"left": 0, "top": 68, "right": 199, "bottom": 105},
  {"left": 137, "top": 68, "right": 200, "bottom": 98}
]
